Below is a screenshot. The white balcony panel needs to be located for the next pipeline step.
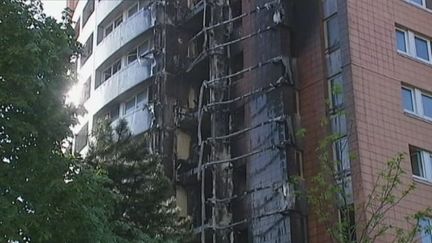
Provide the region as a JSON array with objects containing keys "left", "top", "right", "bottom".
[
  {"left": 95, "top": 10, "right": 154, "bottom": 68},
  {"left": 85, "top": 61, "right": 153, "bottom": 115}
]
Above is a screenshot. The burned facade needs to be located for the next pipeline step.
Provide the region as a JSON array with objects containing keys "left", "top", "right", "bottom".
[
  {"left": 69, "top": 0, "right": 432, "bottom": 242},
  {"left": 70, "top": 0, "right": 304, "bottom": 242}
]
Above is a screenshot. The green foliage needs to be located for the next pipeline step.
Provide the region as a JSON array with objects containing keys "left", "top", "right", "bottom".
[
  {"left": 0, "top": 0, "right": 125, "bottom": 242},
  {"left": 297, "top": 120, "right": 432, "bottom": 242},
  {"left": 86, "top": 119, "right": 192, "bottom": 242}
]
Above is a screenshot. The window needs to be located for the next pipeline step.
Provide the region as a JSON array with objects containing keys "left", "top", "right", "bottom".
[
  {"left": 409, "top": 146, "right": 432, "bottom": 182},
  {"left": 415, "top": 36, "right": 431, "bottom": 61},
  {"left": 81, "top": 34, "right": 93, "bottom": 66},
  {"left": 103, "top": 15, "right": 123, "bottom": 38},
  {"left": 407, "top": 0, "right": 432, "bottom": 11},
  {"left": 419, "top": 217, "right": 432, "bottom": 243},
  {"left": 325, "top": 15, "right": 340, "bottom": 50},
  {"left": 82, "top": 0, "right": 95, "bottom": 27},
  {"left": 127, "top": 50, "right": 138, "bottom": 64},
  {"left": 331, "top": 113, "right": 347, "bottom": 136},
  {"left": 127, "top": 40, "right": 151, "bottom": 65},
  {"left": 402, "top": 87, "right": 415, "bottom": 112},
  {"left": 401, "top": 86, "right": 432, "bottom": 120},
  {"left": 329, "top": 75, "right": 343, "bottom": 109},
  {"left": 104, "top": 24, "right": 113, "bottom": 37},
  {"left": 422, "top": 94, "right": 432, "bottom": 117},
  {"left": 114, "top": 15, "right": 123, "bottom": 27},
  {"left": 326, "top": 49, "right": 342, "bottom": 77},
  {"left": 75, "top": 123, "right": 88, "bottom": 152},
  {"left": 80, "top": 77, "right": 91, "bottom": 104},
  {"left": 124, "top": 98, "right": 135, "bottom": 115},
  {"left": 112, "top": 59, "right": 121, "bottom": 75},
  {"left": 334, "top": 136, "right": 350, "bottom": 174},
  {"left": 97, "top": 59, "right": 122, "bottom": 88},
  {"left": 322, "top": 0, "right": 337, "bottom": 18},
  {"left": 396, "top": 29, "right": 408, "bottom": 53},
  {"left": 128, "top": 3, "right": 138, "bottom": 18},
  {"left": 123, "top": 92, "right": 147, "bottom": 115},
  {"left": 396, "top": 28, "right": 432, "bottom": 64}
]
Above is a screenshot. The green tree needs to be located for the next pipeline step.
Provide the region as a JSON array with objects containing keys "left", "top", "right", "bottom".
[
  {"left": 0, "top": 0, "right": 120, "bottom": 241},
  {"left": 86, "top": 119, "right": 191, "bottom": 242}
]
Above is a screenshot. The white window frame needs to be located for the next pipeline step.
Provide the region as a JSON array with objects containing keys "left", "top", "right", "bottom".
[
  {"left": 406, "top": 0, "right": 432, "bottom": 12},
  {"left": 397, "top": 28, "right": 432, "bottom": 64},
  {"left": 122, "top": 91, "right": 147, "bottom": 116},
  {"left": 412, "top": 149, "right": 432, "bottom": 182},
  {"left": 408, "top": 0, "right": 426, "bottom": 8},
  {"left": 402, "top": 86, "right": 417, "bottom": 114},
  {"left": 127, "top": 3, "right": 139, "bottom": 19},
  {"left": 413, "top": 34, "right": 432, "bottom": 62},
  {"left": 101, "top": 58, "right": 122, "bottom": 83},
  {"left": 396, "top": 28, "right": 409, "bottom": 54},
  {"left": 402, "top": 86, "right": 432, "bottom": 121},
  {"left": 104, "top": 14, "right": 123, "bottom": 38}
]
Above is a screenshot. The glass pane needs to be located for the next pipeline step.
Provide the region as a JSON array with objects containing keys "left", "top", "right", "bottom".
[
  {"left": 103, "top": 68, "right": 111, "bottom": 81},
  {"left": 396, "top": 30, "right": 407, "bottom": 52},
  {"left": 335, "top": 137, "right": 350, "bottom": 172},
  {"left": 112, "top": 60, "right": 121, "bottom": 75},
  {"left": 138, "top": 41, "right": 150, "bottom": 56},
  {"left": 401, "top": 88, "right": 414, "bottom": 112},
  {"left": 410, "top": 0, "right": 424, "bottom": 5},
  {"left": 127, "top": 50, "right": 138, "bottom": 64},
  {"left": 110, "top": 104, "right": 120, "bottom": 120},
  {"left": 125, "top": 98, "right": 135, "bottom": 114},
  {"left": 427, "top": 0, "right": 432, "bottom": 10},
  {"left": 105, "top": 24, "right": 113, "bottom": 37},
  {"left": 331, "top": 113, "right": 347, "bottom": 136},
  {"left": 323, "top": 0, "right": 337, "bottom": 18},
  {"left": 415, "top": 37, "right": 430, "bottom": 61},
  {"left": 330, "top": 76, "right": 343, "bottom": 108},
  {"left": 422, "top": 94, "right": 432, "bottom": 117},
  {"left": 114, "top": 16, "right": 123, "bottom": 28},
  {"left": 128, "top": 4, "right": 138, "bottom": 18},
  {"left": 326, "top": 16, "right": 339, "bottom": 49},
  {"left": 136, "top": 92, "right": 146, "bottom": 105},
  {"left": 327, "top": 49, "right": 342, "bottom": 77},
  {"left": 420, "top": 218, "right": 432, "bottom": 243},
  {"left": 410, "top": 150, "right": 424, "bottom": 177}
]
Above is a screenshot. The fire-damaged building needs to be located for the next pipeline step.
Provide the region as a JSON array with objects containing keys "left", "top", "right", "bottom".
[{"left": 68, "top": 0, "right": 432, "bottom": 242}]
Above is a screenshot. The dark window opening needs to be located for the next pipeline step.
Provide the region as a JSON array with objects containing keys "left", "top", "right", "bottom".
[{"left": 82, "top": 0, "right": 95, "bottom": 27}]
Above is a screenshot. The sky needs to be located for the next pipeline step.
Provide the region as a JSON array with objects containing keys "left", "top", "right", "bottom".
[{"left": 41, "top": 0, "right": 66, "bottom": 20}]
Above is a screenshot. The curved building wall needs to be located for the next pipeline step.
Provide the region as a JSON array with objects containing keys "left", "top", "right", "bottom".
[{"left": 71, "top": 0, "right": 156, "bottom": 154}]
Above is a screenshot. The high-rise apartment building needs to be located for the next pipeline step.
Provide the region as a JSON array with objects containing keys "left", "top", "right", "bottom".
[{"left": 67, "top": 0, "right": 432, "bottom": 242}]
